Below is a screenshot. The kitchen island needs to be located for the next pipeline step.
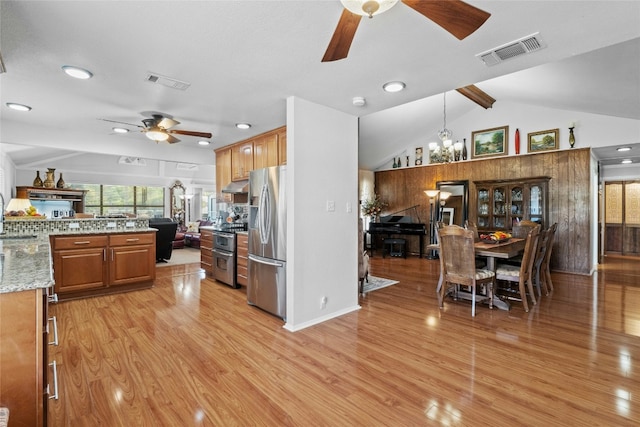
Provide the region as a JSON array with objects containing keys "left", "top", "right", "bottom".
[{"left": 0, "top": 217, "right": 158, "bottom": 426}]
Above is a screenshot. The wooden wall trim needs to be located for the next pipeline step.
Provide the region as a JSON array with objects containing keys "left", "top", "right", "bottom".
[{"left": 374, "top": 148, "right": 592, "bottom": 274}]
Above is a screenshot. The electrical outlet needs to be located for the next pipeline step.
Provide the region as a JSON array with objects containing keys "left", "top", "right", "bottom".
[
  {"left": 346, "top": 202, "right": 352, "bottom": 213},
  {"left": 321, "top": 296, "right": 328, "bottom": 309}
]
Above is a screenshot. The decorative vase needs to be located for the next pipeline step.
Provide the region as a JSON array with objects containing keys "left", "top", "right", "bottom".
[
  {"left": 569, "top": 127, "right": 576, "bottom": 148},
  {"left": 56, "top": 173, "right": 65, "bottom": 188},
  {"left": 33, "top": 171, "right": 44, "bottom": 187},
  {"left": 44, "top": 168, "right": 56, "bottom": 188},
  {"left": 515, "top": 129, "right": 521, "bottom": 155},
  {"left": 462, "top": 138, "right": 468, "bottom": 160}
]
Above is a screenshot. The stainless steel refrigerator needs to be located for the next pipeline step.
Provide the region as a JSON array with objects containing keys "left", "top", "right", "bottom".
[{"left": 247, "top": 165, "right": 287, "bottom": 319}]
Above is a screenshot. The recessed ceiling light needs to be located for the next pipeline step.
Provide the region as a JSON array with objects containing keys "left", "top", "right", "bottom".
[
  {"left": 112, "top": 127, "right": 129, "bottom": 134},
  {"left": 6, "top": 102, "right": 32, "bottom": 111},
  {"left": 62, "top": 65, "right": 93, "bottom": 79},
  {"left": 621, "top": 159, "right": 632, "bottom": 164},
  {"left": 382, "top": 81, "right": 406, "bottom": 93},
  {"left": 198, "top": 140, "right": 210, "bottom": 146},
  {"left": 617, "top": 147, "right": 631, "bottom": 152},
  {"left": 236, "top": 123, "right": 251, "bottom": 130}
]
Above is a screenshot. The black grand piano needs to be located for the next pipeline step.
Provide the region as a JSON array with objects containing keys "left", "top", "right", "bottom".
[{"left": 367, "top": 206, "right": 427, "bottom": 258}]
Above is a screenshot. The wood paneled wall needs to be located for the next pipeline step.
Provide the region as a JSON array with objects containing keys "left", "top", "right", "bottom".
[{"left": 375, "top": 148, "right": 592, "bottom": 274}]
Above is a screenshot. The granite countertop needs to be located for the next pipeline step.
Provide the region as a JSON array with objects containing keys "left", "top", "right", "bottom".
[{"left": 0, "top": 235, "right": 54, "bottom": 294}]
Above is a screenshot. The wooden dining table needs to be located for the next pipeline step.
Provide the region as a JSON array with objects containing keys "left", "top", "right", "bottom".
[{"left": 429, "top": 238, "right": 526, "bottom": 311}]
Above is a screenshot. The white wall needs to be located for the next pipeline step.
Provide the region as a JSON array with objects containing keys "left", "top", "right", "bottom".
[
  {"left": 285, "top": 96, "right": 360, "bottom": 332},
  {"left": 376, "top": 101, "right": 640, "bottom": 172}
]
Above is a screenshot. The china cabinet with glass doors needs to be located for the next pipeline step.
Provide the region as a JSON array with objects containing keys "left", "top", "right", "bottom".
[{"left": 474, "top": 177, "right": 549, "bottom": 231}]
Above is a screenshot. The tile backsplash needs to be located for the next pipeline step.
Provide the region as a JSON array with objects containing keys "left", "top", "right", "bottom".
[{"left": 3, "top": 218, "right": 150, "bottom": 235}]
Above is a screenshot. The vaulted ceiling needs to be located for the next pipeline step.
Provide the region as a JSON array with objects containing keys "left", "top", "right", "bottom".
[{"left": 1, "top": 1, "right": 639, "bottom": 170}]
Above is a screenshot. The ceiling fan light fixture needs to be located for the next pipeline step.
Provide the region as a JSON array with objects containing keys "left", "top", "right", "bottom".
[
  {"left": 6, "top": 102, "right": 32, "bottom": 111},
  {"left": 62, "top": 65, "right": 93, "bottom": 79},
  {"left": 382, "top": 81, "right": 405, "bottom": 93},
  {"left": 146, "top": 128, "right": 169, "bottom": 142},
  {"left": 341, "top": 0, "right": 398, "bottom": 18}
]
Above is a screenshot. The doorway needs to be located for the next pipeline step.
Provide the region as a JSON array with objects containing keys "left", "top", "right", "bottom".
[{"left": 604, "top": 181, "right": 640, "bottom": 255}]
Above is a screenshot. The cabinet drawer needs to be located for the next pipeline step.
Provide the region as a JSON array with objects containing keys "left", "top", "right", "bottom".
[
  {"left": 52, "top": 235, "right": 108, "bottom": 250},
  {"left": 109, "top": 233, "right": 154, "bottom": 246}
]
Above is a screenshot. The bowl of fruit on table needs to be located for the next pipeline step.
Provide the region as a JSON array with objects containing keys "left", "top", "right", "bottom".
[{"left": 479, "top": 231, "right": 511, "bottom": 243}]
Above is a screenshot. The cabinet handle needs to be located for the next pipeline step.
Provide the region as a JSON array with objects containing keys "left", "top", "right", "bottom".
[
  {"left": 47, "top": 360, "right": 59, "bottom": 400},
  {"left": 103, "top": 248, "right": 107, "bottom": 262},
  {"left": 125, "top": 238, "right": 140, "bottom": 242},
  {"left": 201, "top": 261, "right": 212, "bottom": 267},
  {"left": 48, "top": 293, "right": 59, "bottom": 304},
  {"left": 48, "top": 316, "right": 59, "bottom": 346},
  {"left": 111, "top": 248, "right": 114, "bottom": 262},
  {"left": 73, "top": 241, "right": 91, "bottom": 245}
]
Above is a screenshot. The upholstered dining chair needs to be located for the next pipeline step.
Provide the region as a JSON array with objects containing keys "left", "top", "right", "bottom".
[
  {"left": 438, "top": 225, "right": 495, "bottom": 317},
  {"left": 464, "top": 219, "right": 486, "bottom": 268},
  {"left": 495, "top": 225, "right": 540, "bottom": 312}
]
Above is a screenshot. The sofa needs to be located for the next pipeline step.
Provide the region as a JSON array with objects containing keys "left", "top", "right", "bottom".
[
  {"left": 148, "top": 218, "right": 179, "bottom": 262},
  {"left": 184, "top": 219, "right": 214, "bottom": 248}
]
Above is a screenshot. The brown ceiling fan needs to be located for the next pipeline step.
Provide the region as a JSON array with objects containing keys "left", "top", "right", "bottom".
[
  {"left": 101, "top": 113, "right": 212, "bottom": 144},
  {"left": 322, "top": 0, "right": 491, "bottom": 62}
]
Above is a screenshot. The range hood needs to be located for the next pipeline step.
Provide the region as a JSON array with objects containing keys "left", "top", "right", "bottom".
[{"left": 221, "top": 180, "right": 249, "bottom": 194}]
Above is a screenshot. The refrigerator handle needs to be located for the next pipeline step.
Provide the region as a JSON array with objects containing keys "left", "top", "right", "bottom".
[
  {"left": 258, "top": 182, "right": 271, "bottom": 244},
  {"left": 249, "top": 254, "right": 284, "bottom": 268}
]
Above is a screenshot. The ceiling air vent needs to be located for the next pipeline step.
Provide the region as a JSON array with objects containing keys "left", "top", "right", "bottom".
[
  {"left": 118, "top": 156, "right": 147, "bottom": 166},
  {"left": 145, "top": 72, "right": 191, "bottom": 91},
  {"left": 477, "top": 33, "right": 545, "bottom": 67}
]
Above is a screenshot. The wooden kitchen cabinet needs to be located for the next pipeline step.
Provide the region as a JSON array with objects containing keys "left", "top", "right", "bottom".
[
  {"left": 475, "top": 177, "right": 550, "bottom": 231},
  {"left": 0, "top": 288, "right": 53, "bottom": 427},
  {"left": 231, "top": 141, "right": 254, "bottom": 181},
  {"left": 108, "top": 233, "right": 156, "bottom": 286},
  {"left": 236, "top": 233, "right": 248, "bottom": 286},
  {"left": 277, "top": 126, "right": 287, "bottom": 165},
  {"left": 253, "top": 132, "right": 279, "bottom": 170},
  {"left": 200, "top": 229, "right": 214, "bottom": 277},
  {"left": 51, "top": 235, "right": 109, "bottom": 294},
  {"left": 215, "top": 147, "right": 232, "bottom": 202},
  {"left": 50, "top": 232, "right": 155, "bottom": 300}
]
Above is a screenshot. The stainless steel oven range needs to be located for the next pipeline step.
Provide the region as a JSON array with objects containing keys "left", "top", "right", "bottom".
[{"left": 212, "top": 230, "right": 238, "bottom": 288}]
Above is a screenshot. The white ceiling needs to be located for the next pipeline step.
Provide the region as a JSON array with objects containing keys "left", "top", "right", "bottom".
[{"left": 1, "top": 1, "right": 639, "bottom": 170}]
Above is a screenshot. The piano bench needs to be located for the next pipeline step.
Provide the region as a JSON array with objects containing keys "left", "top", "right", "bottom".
[{"left": 383, "top": 238, "right": 406, "bottom": 258}]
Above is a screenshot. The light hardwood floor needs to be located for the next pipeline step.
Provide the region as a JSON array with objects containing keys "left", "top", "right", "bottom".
[{"left": 48, "top": 255, "right": 639, "bottom": 426}]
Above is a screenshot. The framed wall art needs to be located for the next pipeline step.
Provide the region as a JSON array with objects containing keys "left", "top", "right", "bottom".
[
  {"left": 471, "top": 126, "right": 509, "bottom": 159},
  {"left": 528, "top": 128, "right": 559, "bottom": 153},
  {"left": 415, "top": 146, "right": 424, "bottom": 165}
]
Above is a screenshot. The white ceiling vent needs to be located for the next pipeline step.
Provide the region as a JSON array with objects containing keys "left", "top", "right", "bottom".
[
  {"left": 477, "top": 33, "right": 546, "bottom": 67},
  {"left": 118, "top": 156, "right": 147, "bottom": 166},
  {"left": 145, "top": 72, "right": 191, "bottom": 91},
  {"left": 177, "top": 163, "right": 199, "bottom": 171}
]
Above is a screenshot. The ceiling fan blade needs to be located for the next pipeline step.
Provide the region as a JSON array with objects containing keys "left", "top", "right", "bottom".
[
  {"left": 157, "top": 117, "right": 180, "bottom": 130},
  {"left": 166, "top": 134, "right": 180, "bottom": 144},
  {"left": 169, "top": 130, "right": 213, "bottom": 139},
  {"left": 322, "top": 8, "right": 362, "bottom": 62},
  {"left": 99, "top": 118, "right": 144, "bottom": 129},
  {"left": 402, "top": 0, "right": 490, "bottom": 40}
]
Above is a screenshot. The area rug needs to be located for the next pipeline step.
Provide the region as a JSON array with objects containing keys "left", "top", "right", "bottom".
[
  {"left": 362, "top": 275, "right": 399, "bottom": 294},
  {"left": 156, "top": 247, "right": 201, "bottom": 267}
]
